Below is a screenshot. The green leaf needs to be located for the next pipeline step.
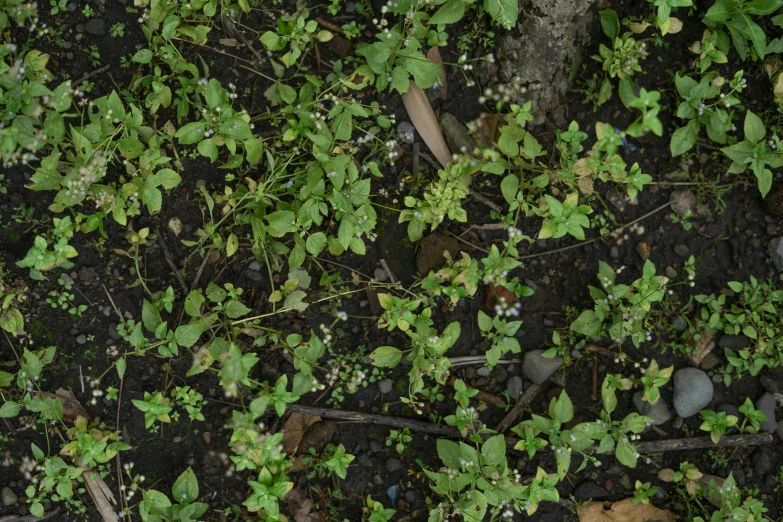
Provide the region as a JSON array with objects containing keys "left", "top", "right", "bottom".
[
  {"left": 500, "top": 174, "right": 519, "bottom": 205},
  {"left": 743, "top": 110, "right": 766, "bottom": 144},
  {"left": 484, "top": 0, "right": 518, "bottom": 29},
  {"left": 370, "top": 346, "right": 403, "bottom": 367},
  {"left": 132, "top": 49, "right": 153, "bottom": 64},
  {"left": 172, "top": 467, "right": 199, "bottom": 503},
  {"left": 142, "top": 299, "right": 162, "bottom": 333},
  {"left": 436, "top": 439, "right": 462, "bottom": 468},
  {"left": 570, "top": 310, "right": 602, "bottom": 337},
  {"left": 670, "top": 120, "right": 699, "bottom": 156},
  {"left": 198, "top": 139, "right": 219, "bottom": 162},
  {"left": 116, "top": 358, "right": 127, "bottom": 380},
  {"left": 175, "top": 324, "right": 204, "bottom": 348},
  {"left": 306, "top": 232, "right": 327, "bottom": 255},
  {"left": 429, "top": 0, "right": 466, "bottom": 25},
  {"left": 0, "top": 401, "right": 20, "bottom": 418},
  {"left": 225, "top": 299, "right": 251, "bottom": 319},
  {"left": 480, "top": 435, "right": 506, "bottom": 467},
  {"left": 0, "top": 308, "right": 24, "bottom": 334},
  {"left": 599, "top": 10, "right": 620, "bottom": 40}
]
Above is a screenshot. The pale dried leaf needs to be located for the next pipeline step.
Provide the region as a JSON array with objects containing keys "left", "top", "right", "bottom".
[
  {"left": 657, "top": 468, "right": 674, "bottom": 482},
  {"left": 168, "top": 217, "right": 183, "bottom": 236},
  {"left": 219, "top": 38, "right": 239, "bottom": 47},
  {"left": 286, "top": 486, "right": 325, "bottom": 522},
  {"left": 402, "top": 82, "right": 451, "bottom": 168},
  {"left": 577, "top": 499, "right": 675, "bottom": 522},
  {"left": 38, "top": 388, "right": 88, "bottom": 423},
  {"left": 83, "top": 470, "right": 119, "bottom": 522},
  {"left": 667, "top": 17, "right": 683, "bottom": 34},
  {"left": 282, "top": 413, "right": 322, "bottom": 454},
  {"left": 426, "top": 46, "right": 447, "bottom": 100},
  {"left": 687, "top": 331, "right": 715, "bottom": 367}
]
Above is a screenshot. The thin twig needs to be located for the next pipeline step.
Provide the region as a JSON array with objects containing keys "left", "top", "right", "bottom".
[
  {"left": 157, "top": 232, "right": 189, "bottom": 294},
  {"left": 495, "top": 384, "right": 541, "bottom": 433},
  {"left": 518, "top": 202, "right": 672, "bottom": 260},
  {"left": 468, "top": 188, "right": 502, "bottom": 212},
  {"left": 316, "top": 17, "right": 345, "bottom": 34},
  {"left": 449, "top": 355, "right": 519, "bottom": 367},
  {"left": 0, "top": 507, "right": 61, "bottom": 522},
  {"left": 634, "top": 433, "right": 773, "bottom": 454},
  {"left": 445, "top": 230, "right": 489, "bottom": 254},
  {"left": 74, "top": 64, "right": 110, "bottom": 86},
  {"left": 379, "top": 258, "right": 396, "bottom": 283}
]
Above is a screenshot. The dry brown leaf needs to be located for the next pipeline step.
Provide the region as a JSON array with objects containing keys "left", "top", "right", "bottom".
[
  {"left": 286, "top": 486, "right": 326, "bottom": 522},
  {"left": 219, "top": 38, "right": 239, "bottom": 47},
  {"left": 402, "top": 82, "right": 451, "bottom": 168},
  {"left": 282, "top": 413, "right": 322, "bottom": 454},
  {"left": 687, "top": 331, "right": 715, "bottom": 367},
  {"left": 577, "top": 499, "right": 675, "bottom": 522},
  {"left": 83, "top": 470, "right": 119, "bottom": 522},
  {"left": 473, "top": 113, "right": 505, "bottom": 149},
  {"left": 426, "top": 46, "right": 448, "bottom": 100},
  {"left": 37, "top": 388, "right": 88, "bottom": 423}
]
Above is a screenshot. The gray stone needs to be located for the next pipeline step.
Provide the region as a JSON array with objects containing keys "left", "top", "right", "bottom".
[
  {"left": 633, "top": 391, "right": 672, "bottom": 426},
  {"left": 75, "top": 334, "right": 87, "bottom": 345},
  {"left": 664, "top": 266, "right": 677, "bottom": 279},
  {"left": 248, "top": 260, "right": 262, "bottom": 271},
  {"left": 405, "top": 490, "right": 416, "bottom": 502},
  {"left": 506, "top": 376, "right": 523, "bottom": 399},
  {"left": 717, "top": 404, "right": 740, "bottom": 419},
  {"left": 1, "top": 487, "right": 16, "bottom": 506},
  {"left": 396, "top": 121, "right": 415, "bottom": 145},
  {"left": 108, "top": 323, "right": 121, "bottom": 340},
  {"left": 672, "top": 316, "right": 687, "bottom": 332},
  {"left": 674, "top": 244, "right": 690, "bottom": 257},
  {"left": 673, "top": 368, "right": 713, "bottom": 418},
  {"left": 610, "top": 246, "right": 619, "bottom": 259},
  {"left": 373, "top": 474, "right": 383, "bottom": 485},
  {"left": 497, "top": 0, "right": 596, "bottom": 125},
  {"left": 84, "top": 19, "right": 106, "bottom": 36},
  {"left": 756, "top": 393, "right": 777, "bottom": 434},
  {"left": 67, "top": 2, "right": 77, "bottom": 10},
  {"left": 573, "top": 481, "right": 609, "bottom": 501},
  {"left": 769, "top": 237, "right": 783, "bottom": 271},
  {"left": 670, "top": 189, "right": 697, "bottom": 217},
  {"left": 440, "top": 113, "right": 476, "bottom": 155},
  {"left": 385, "top": 458, "right": 403, "bottom": 472},
  {"left": 374, "top": 267, "right": 388, "bottom": 282},
  {"left": 752, "top": 449, "right": 772, "bottom": 477},
  {"left": 522, "top": 350, "right": 563, "bottom": 384},
  {"left": 378, "top": 379, "right": 393, "bottom": 394},
  {"left": 476, "top": 367, "right": 490, "bottom": 377},
  {"left": 718, "top": 335, "right": 750, "bottom": 350},
  {"left": 60, "top": 272, "right": 75, "bottom": 285}
]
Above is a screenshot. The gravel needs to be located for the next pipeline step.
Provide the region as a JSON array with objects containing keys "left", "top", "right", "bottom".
[
  {"left": 476, "top": 367, "right": 491, "bottom": 377},
  {"left": 673, "top": 368, "right": 713, "bottom": 418},
  {"left": 378, "top": 379, "right": 393, "bottom": 394},
  {"left": 522, "top": 350, "right": 563, "bottom": 384},
  {"left": 84, "top": 18, "right": 106, "bottom": 36},
  {"left": 1, "top": 487, "right": 16, "bottom": 506},
  {"left": 396, "top": 122, "right": 415, "bottom": 145},
  {"left": 75, "top": 334, "right": 87, "bottom": 345},
  {"left": 769, "top": 236, "right": 783, "bottom": 271},
  {"left": 632, "top": 391, "right": 672, "bottom": 426},
  {"left": 756, "top": 393, "right": 777, "bottom": 434},
  {"left": 385, "top": 458, "right": 403, "bottom": 472},
  {"left": 506, "top": 376, "right": 524, "bottom": 399},
  {"left": 374, "top": 267, "right": 388, "bottom": 282}
]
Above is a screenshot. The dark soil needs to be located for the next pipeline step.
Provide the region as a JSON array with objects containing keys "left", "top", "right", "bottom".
[{"left": 2, "top": 1, "right": 783, "bottom": 521}]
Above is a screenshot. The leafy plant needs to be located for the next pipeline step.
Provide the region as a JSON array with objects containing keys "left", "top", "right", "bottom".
[
  {"left": 703, "top": 0, "right": 783, "bottom": 60},
  {"left": 721, "top": 109, "right": 783, "bottom": 197}
]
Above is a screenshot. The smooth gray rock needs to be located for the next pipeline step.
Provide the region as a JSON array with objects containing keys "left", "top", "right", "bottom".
[
  {"left": 440, "top": 113, "right": 476, "bottom": 154},
  {"left": 385, "top": 458, "right": 402, "bottom": 472},
  {"left": 76, "top": 334, "right": 87, "bottom": 345},
  {"left": 476, "top": 367, "right": 490, "bottom": 377},
  {"left": 633, "top": 391, "right": 672, "bottom": 426},
  {"left": 522, "top": 350, "right": 563, "bottom": 384},
  {"left": 674, "top": 244, "right": 690, "bottom": 257},
  {"left": 378, "top": 379, "right": 393, "bottom": 394},
  {"left": 1, "top": 487, "right": 16, "bottom": 506},
  {"left": 756, "top": 393, "right": 777, "bottom": 434},
  {"left": 769, "top": 236, "right": 783, "bottom": 271},
  {"left": 673, "top": 368, "right": 713, "bottom": 418},
  {"left": 84, "top": 19, "right": 106, "bottom": 36},
  {"left": 506, "top": 376, "right": 524, "bottom": 399}
]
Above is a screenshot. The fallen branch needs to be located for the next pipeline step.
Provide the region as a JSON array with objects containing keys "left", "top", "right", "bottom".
[
  {"left": 495, "top": 384, "right": 541, "bottom": 433},
  {"left": 0, "top": 507, "right": 61, "bottom": 522},
  {"left": 449, "top": 355, "right": 519, "bottom": 367},
  {"left": 74, "top": 64, "right": 110, "bottom": 86},
  {"left": 286, "top": 404, "right": 459, "bottom": 438},
  {"left": 315, "top": 17, "right": 344, "bottom": 35},
  {"left": 634, "top": 433, "right": 773, "bottom": 454}
]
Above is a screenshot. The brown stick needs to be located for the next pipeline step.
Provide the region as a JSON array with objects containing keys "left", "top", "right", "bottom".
[
  {"left": 0, "top": 507, "right": 61, "bottom": 522},
  {"left": 495, "top": 383, "right": 541, "bottom": 434},
  {"left": 74, "top": 64, "right": 110, "bottom": 86},
  {"left": 634, "top": 433, "right": 773, "bottom": 454},
  {"left": 316, "top": 17, "right": 345, "bottom": 35},
  {"left": 286, "top": 404, "right": 460, "bottom": 438},
  {"left": 448, "top": 376, "right": 504, "bottom": 406}
]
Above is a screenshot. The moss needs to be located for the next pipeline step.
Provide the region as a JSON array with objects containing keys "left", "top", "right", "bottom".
[
  {"left": 1, "top": 226, "right": 20, "bottom": 243},
  {"left": 28, "top": 319, "right": 53, "bottom": 341}
]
